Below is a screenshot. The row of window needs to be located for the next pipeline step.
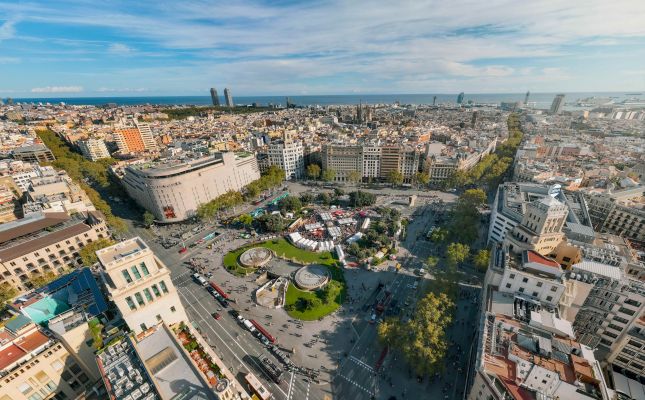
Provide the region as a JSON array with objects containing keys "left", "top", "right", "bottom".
[
  {"left": 121, "top": 262, "right": 151, "bottom": 283},
  {"left": 125, "top": 280, "right": 169, "bottom": 310}
]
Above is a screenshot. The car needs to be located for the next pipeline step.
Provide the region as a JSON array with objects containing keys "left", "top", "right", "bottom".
[
  {"left": 212, "top": 313, "right": 221, "bottom": 320},
  {"left": 369, "top": 313, "right": 377, "bottom": 324},
  {"left": 229, "top": 309, "right": 240, "bottom": 318},
  {"left": 178, "top": 247, "right": 187, "bottom": 254},
  {"left": 192, "top": 273, "right": 208, "bottom": 286}
]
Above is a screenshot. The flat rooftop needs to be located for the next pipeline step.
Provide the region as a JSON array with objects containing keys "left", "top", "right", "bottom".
[{"left": 97, "top": 237, "right": 149, "bottom": 267}]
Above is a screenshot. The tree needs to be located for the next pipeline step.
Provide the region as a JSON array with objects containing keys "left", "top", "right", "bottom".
[
  {"left": 277, "top": 196, "right": 302, "bottom": 213},
  {"left": 245, "top": 182, "right": 261, "bottom": 199},
  {"left": 143, "top": 211, "right": 155, "bottom": 228},
  {"left": 236, "top": 214, "right": 253, "bottom": 228},
  {"left": 306, "top": 164, "right": 321, "bottom": 180},
  {"left": 445, "top": 242, "right": 470, "bottom": 271},
  {"left": 316, "top": 192, "right": 331, "bottom": 206},
  {"left": 349, "top": 190, "right": 376, "bottom": 207},
  {"left": 347, "top": 171, "right": 362, "bottom": 186},
  {"left": 321, "top": 169, "right": 336, "bottom": 182},
  {"left": 430, "top": 228, "right": 448, "bottom": 243},
  {"left": 29, "top": 271, "right": 59, "bottom": 289},
  {"left": 79, "top": 238, "right": 116, "bottom": 266},
  {"left": 413, "top": 172, "right": 430, "bottom": 188},
  {"left": 473, "top": 249, "right": 490, "bottom": 272},
  {"left": 299, "top": 192, "right": 314, "bottom": 204},
  {"left": 378, "top": 292, "right": 455, "bottom": 375},
  {"left": 426, "top": 256, "right": 439, "bottom": 269},
  {"left": 319, "top": 280, "right": 342, "bottom": 304},
  {"left": 386, "top": 170, "right": 404, "bottom": 187},
  {"left": 259, "top": 214, "right": 284, "bottom": 232},
  {"left": 333, "top": 187, "right": 345, "bottom": 197},
  {"left": 0, "top": 283, "right": 17, "bottom": 306},
  {"left": 459, "top": 189, "right": 486, "bottom": 208}
]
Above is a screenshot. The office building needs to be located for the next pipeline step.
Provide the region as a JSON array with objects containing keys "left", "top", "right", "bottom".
[
  {"left": 550, "top": 94, "right": 565, "bottom": 114},
  {"left": 224, "top": 88, "right": 233, "bottom": 107},
  {"left": 114, "top": 123, "right": 157, "bottom": 154},
  {"left": 11, "top": 144, "right": 55, "bottom": 163},
  {"left": 96, "top": 237, "right": 189, "bottom": 334},
  {"left": 0, "top": 211, "right": 108, "bottom": 293},
  {"left": 585, "top": 187, "right": 645, "bottom": 245},
  {"left": 267, "top": 132, "right": 304, "bottom": 180},
  {"left": 77, "top": 138, "right": 110, "bottom": 161},
  {"left": 0, "top": 316, "right": 98, "bottom": 400},
  {"left": 457, "top": 92, "right": 465, "bottom": 104},
  {"left": 209, "top": 87, "right": 220, "bottom": 106},
  {"left": 122, "top": 152, "right": 259, "bottom": 222},
  {"left": 321, "top": 144, "right": 363, "bottom": 182},
  {"left": 524, "top": 90, "right": 530, "bottom": 106},
  {"left": 607, "top": 322, "right": 645, "bottom": 379}
]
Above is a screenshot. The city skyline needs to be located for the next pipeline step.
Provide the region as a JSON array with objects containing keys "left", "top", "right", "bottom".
[{"left": 0, "top": 0, "right": 644, "bottom": 97}]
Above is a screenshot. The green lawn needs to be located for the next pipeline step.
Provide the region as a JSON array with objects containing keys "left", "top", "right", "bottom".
[
  {"left": 223, "top": 238, "right": 346, "bottom": 319},
  {"left": 284, "top": 282, "right": 343, "bottom": 321}
]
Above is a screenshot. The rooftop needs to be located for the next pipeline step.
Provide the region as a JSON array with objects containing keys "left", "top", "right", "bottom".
[{"left": 97, "top": 237, "right": 149, "bottom": 267}]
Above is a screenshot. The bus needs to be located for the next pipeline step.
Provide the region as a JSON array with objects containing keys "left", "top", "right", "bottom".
[{"left": 244, "top": 373, "right": 271, "bottom": 400}]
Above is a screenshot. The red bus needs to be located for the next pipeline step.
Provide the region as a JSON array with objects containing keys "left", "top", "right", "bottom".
[
  {"left": 209, "top": 282, "right": 229, "bottom": 299},
  {"left": 250, "top": 319, "right": 276, "bottom": 344}
]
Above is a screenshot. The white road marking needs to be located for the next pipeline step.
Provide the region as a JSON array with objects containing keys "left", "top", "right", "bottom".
[
  {"left": 349, "top": 356, "right": 375, "bottom": 373},
  {"left": 287, "top": 370, "right": 295, "bottom": 400},
  {"left": 337, "top": 373, "right": 375, "bottom": 396}
]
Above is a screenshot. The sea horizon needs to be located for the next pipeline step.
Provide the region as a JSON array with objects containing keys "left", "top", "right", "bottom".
[{"left": 5, "top": 91, "right": 643, "bottom": 108}]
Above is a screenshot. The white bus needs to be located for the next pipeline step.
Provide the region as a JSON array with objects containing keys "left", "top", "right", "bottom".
[{"left": 245, "top": 372, "right": 271, "bottom": 400}]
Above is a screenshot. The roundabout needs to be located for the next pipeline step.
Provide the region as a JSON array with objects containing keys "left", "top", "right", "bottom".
[{"left": 294, "top": 265, "right": 330, "bottom": 291}]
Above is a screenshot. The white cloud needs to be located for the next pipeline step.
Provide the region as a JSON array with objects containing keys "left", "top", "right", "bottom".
[
  {"left": 0, "top": 19, "right": 16, "bottom": 40},
  {"left": 0, "top": 56, "right": 19, "bottom": 64},
  {"left": 108, "top": 43, "right": 133, "bottom": 54},
  {"left": 31, "top": 86, "right": 84, "bottom": 93}
]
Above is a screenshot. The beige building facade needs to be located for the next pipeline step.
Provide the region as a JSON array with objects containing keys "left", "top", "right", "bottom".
[
  {"left": 122, "top": 152, "right": 259, "bottom": 222},
  {"left": 97, "top": 237, "right": 188, "bottom": 334}
]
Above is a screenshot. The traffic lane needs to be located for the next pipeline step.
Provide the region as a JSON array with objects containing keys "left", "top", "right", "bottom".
[
  {"left": 178, "top": 279, "right": 327, "bottom": 400},
  {"left": 177, "top": 285, "right": 297, "bottom": 400}
]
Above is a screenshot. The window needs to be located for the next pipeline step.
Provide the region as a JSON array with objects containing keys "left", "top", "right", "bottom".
[
  {"left": 170, "top": 306, "right": 176, "bottom": 313},
  {"left": 522, "top": 277, "right": 528, "bottom": 283},
  {"left": 28, "top": 394, "right": 43, "bottom": 400},
  {"left": 546, "top": 296, "right": 553, "bottom": 302},
  {"left": 135, "top": 292, "right": 145, "bottom": 306},
  {"left": 156, "top": 314, "right": 162, "bottom": 321},
  {"left": 77, "top": 373, "right": 89, "bottom": 383},
  {"left": 122, "top": 270, "right": 133, "bottom": 284},
  {"left": 140, "top": 262, "right": 150, "bottom": 276},
  {"left": 532, "top": 292, "right": 538, "bottom": 297},
  {"left": 625, "top": 299, "right": 642, "bottom": 307},
  {"left": 19, "top": 383, "right": 33, "bottom": 394},
  {"left": 509, "top": 273, "right": 516, "bottom": 279},
  {"left": 140, "top": 323, "right": 147, "bottom": 331},
  {"left": 519, "top": 287, "right": 525, "bottom": 293},
  {"left": 505, "top": 283, "right": 512, "bottom": 289},
  {"left": 605, "top": 331, "right": 618, "bottom": 339},
  {"left": 125, "top": 296, "right": 136, "bottom": 310},
  {"left": 69, "top": 379, "right": 81, "bottom": 391},
  {"left": 130, "top": 266, "right": 142, "bottom": 280},
  {"left": 550, "top": 286, "right": 557, "bottom": 292},
  {"left": 143, "top": 288, "right": 153, "bottom": 302},
  {"left": 159, "top": 281, "right": 169, "bottom": 294},
  {"left": 151, "top": 285, "right": 161, "bottom": 297},
  {"left": 619, "top": 307, "right": 636, "bottom": 316},
  {"left": 69, "top": 364, "right": 81, "bottom": 375},
  {"left": 51, "top": 360, "right": 64, "bottom": 371},
  {"left": 628, "top": 340, "right": 643, "bottom": 348},
  {"left": 608, "top": 324, "right": 623, "bottom": 332},
  {"left": 536, "top": 282, "right": 543, "bottom": 287}
]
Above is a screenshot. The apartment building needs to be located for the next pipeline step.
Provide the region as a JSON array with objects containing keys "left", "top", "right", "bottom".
[
  {"left": 114, "top": 123, "right": 157, "bottom": 154},
  {"left": 0, "top": 211, "right": 107, "bottom": 293},
  {"left": 585, "top": 187, "right": 645, "bottom": 245},
  {"left": 267, "top": 133, "right": 304, "bottom": 180},
  {"left": 77, "top": 138, "right": 110, "bottom": 161},
  {"left": 96, "top": 237, "right": 189, "bottom": 334},
  {"left": 122, "top": 152, "right": 259, "bottom": 222},
  {"left": 0, "top": 315, "right": 97, "bottom": 400},
  {"left": 11, "top": 144, "right": 55, "bottom": 163},
  {"left": 321, "top": 144, "right": 363, "bottom": 182}
]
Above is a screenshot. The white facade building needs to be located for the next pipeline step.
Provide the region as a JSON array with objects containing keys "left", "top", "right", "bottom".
[
  {"left": 97, "top": 237, "right": 189, "bottom": 334},
  {"left": 77, "top": 138, "right": 110, "bottom": 161},
  {"left": 267, "top": 136, "right": 304, "bottom": 180}
]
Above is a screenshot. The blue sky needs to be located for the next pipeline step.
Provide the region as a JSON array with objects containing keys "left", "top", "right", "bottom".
[{"left": 0, "top": 0, "right": 644, "bottom": 97}]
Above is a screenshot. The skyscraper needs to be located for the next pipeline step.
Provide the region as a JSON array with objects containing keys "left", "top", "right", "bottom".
[
  {"left": 210, "top": 87, "right": 220, "bottom": 106},
  {"left": 433, "top": 96, "right": 437, "bottom": 106},
  {"left": 524, "top": 90, "right": 530, "bottom": 106},
  {"left": 224, "top": 88, "right": 234, "bottom": 107},
  {"left": 457, "top": 92, "right": 465, "bottom": 104},
  {"left": 550, "top": 94, "right": 565, "bottom": 114},
  {"left": 471, "top": 111, "right": 478, "bottom": 128}
]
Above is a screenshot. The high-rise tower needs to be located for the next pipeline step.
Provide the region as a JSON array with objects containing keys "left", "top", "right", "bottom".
[
  {"left": 524, "top": 90, "right": 530, "bottom": 106},
  {"left": 224, "top": 88, "right": 234, "bottom": 107},
  {"left": 433, "top": 96, "right": 437, "bottom": 106},
  {"left": 550, "top": 94, "right": 565, "bottom": 114},
  {"left": 210, "top": 87, "right": 220, "bottom": 106},
  {"left": 457, "top": 92, "right": 465, "bottom": 104}
]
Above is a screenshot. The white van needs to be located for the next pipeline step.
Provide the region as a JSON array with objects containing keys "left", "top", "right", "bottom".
[{"left": 192, "top": 273, "right": 208, "bottom": 286}]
